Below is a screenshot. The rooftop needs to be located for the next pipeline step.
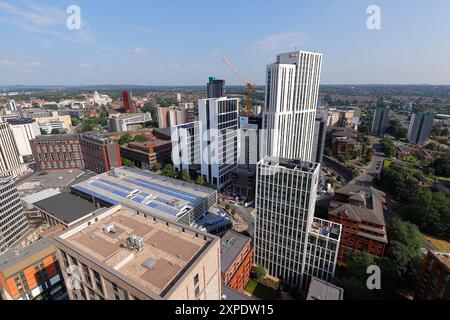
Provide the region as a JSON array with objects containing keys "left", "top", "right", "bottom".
[
  {"left": 221, "top": 284, "right": 252, "bottom": 300},
  {"left": 259, "top": 156, "right": 319, "bottom": 173},
  {"left": 71, "top": 167, "right": 216, "bottom": 221},
  {"left": 220, "top": 230, "right": 251, "bottom": 273},
  {"left": 431, "top": 251, "right": 450, "bottom": 270},
  {"left": 34, "top": 192, "right": 102, "bottom": 226},
  {"left": 57, "top": 205, "right": 213, "bottom": 297},
  {"left": 307, "top": 277, "right": 344, "bottom": 300},
  {"left": 309, "top": 218, "right": 342, "bottom": 242},
  {"left": 0, "top": 238, "right": 55, "bottom": 277}
]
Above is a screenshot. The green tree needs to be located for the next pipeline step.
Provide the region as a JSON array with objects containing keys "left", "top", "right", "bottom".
[
  {"left": 180, "top": 169, "right": 190, "bottom": 182},
  {"left": 432, "top": 157, "right": 450, "bottom": 177},
  {"left": 133, "top": 135, "right": 147, "bottom": 143},
  {"left": 224, "top": 203, "right": 231, "bottom": 212},
  {"left": 118, "top": 133, "right": 132, "bottom": 145},
  {"left": 153, "top": 162, "right": 162, "bottom": 171},
  {"left": 51, "top": 129, "right": 60, "bottom": 135},
  {"left": 379, "top": 138, "right": 396, "bottom": 157},
  {"left": 71, "top": 117, "right": 80, "bottom": 126},
  {"left": 163, "top": 164, "right": 175, "bottom": 178},
  {"left": 195, "top": 176, "right": 205, "bottom": 186},
  {"left": 122, "top": 158, "right": 135, "bottom": 168},
  {"left": 253, "top": 266, "right": 267, "bottom": 280}
]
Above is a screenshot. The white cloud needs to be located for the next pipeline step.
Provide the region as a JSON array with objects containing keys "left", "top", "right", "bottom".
[
  {"left": 130, "top": 47, "right": 155, "bottom": 58},
  {"left": 0, "top": 59, "right": 44, "bottom": 68},
  {"left": 0, "top": 0, "right": 94, "bottom": 43},
  {"left": 79, "top": 63, "right": 95, "bottom": 68},
  {"left": 254, "top": 32, "right": 307, "bottom": 55}
]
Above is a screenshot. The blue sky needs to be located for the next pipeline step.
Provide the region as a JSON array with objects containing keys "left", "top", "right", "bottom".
[{"left": 0, "top": 0, "right": 449, "bottom": 86}]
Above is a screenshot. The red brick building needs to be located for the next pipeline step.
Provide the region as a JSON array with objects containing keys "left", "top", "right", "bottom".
[
  {"left": 31, "top": 134, "right": 84, "bottom": 171},
  {"left": 220, "top": 230, "right": 253, "bottom": 292},
  {"left": 328, "top": 184, "right": 387, "bottom": 264},
  {"left": 417, "top": 251, "right": 450, "bottom": 300},
  {"left": 326, "top": 127, "right": 357, "bottom": 159},
  {"left": 80, "top": 133, "right": 122, "bottom": 174}
]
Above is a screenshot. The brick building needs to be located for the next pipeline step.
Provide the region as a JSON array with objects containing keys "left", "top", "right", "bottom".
[
  {"left": 417, "top": 251, "right": 449, "bottom": 300},
  {"left": 328, "top": 184, "right": 387, "bottom": 263},
  {"left": 31, "top": 134, "right": 84, "bottom": 171},
  {"left": 326, "top": 127, "right": 357, "bottom": 159},
  {"left": 80, "top": 133, "right": 122, "bottom": 174},
  {"left": 0, "top": 238, "right": 66, "bottom": 300},
  {"left": 220, "top": 230, "right": 253, "bottom": 292}
]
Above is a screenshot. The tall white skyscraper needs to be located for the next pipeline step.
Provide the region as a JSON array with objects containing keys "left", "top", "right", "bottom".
[
  {"left": 199, "top": 97, "right": 239, "bottom": 190},
  {"left": 254, "top": 157, "right": 341, "bottom": 290},
  {"left": 0, "top": 122, "right": 27, "bottom": 178},
  {"left": 262, "top": 51, "right": 323, "bottom": 162},
  {"left": 0, "top": 179, "right": 30, "bottom": 252},
  {"left": 171, "top": 121, "right": 201, "bottom": 173}
]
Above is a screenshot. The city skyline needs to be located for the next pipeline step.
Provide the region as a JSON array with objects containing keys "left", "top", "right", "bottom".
[{"left": 1, "top": 0, "right": 450, "bottom": 86}]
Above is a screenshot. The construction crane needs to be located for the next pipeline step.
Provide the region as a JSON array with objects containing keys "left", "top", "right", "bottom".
[{"left": 222, "top": 58, "right": 255, "bottom": 116}]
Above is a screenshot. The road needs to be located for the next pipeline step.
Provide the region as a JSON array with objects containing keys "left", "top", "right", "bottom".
[{"left": 350, "top": 136, "right": 385, "bottom": 186}]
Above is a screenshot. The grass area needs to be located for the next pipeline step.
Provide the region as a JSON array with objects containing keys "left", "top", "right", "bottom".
[
  {"left": 245, "top": 280, "right": 280, "bottom": 300},
  {"left": 404, "top": 155, "right": 420, "bottom": 163},
  {"left": 383, "top": 159, "right": 393, "bottom": 168},
  {"left": 423, "top": 234, "right": 450, "bottom": 251}
]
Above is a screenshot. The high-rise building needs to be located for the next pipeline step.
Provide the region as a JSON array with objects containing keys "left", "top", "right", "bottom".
[
  {"left": 8, "top": 100, "right": 17, "bottom": 112},
  {"left": 122, "top": 91, "right": 136, "bottom": 114},
  {"left": 254, "top": 157, "right": 341, "bottom": 290},
  {"left": 53, "top": 204, "right": 221, "bottom": 300},
  {"left": 312, "top": 109, "right": 328, "bottom": 164},
  {"left": 407, "top": 112, "right": 435, "bottom": 145},
  {"left": 199, "top": 97, "right": 239, "bottom": 190},
  {"left": 0, "top": 121, "right": 27, "bottom": 178},
  {"left": 238, "top": 116, "right": 263, "bottom": 169},
  {"left": 0, "top": 179, "right": 30, "bottom": 253},
  {"left": 207, "top": 77, "right": 225, "bottom": 98},
  {"left": 371, "top": 108, "right": 390, "bottom": 136},
  {"left": 171, "top": 122, "right": 201, "bottom": 174},
  {"left": 7, "top": 118, "right": 41, "bottom": 163},
  {"left": 262, "top": 51, "right": 323, "bottom": 162}
]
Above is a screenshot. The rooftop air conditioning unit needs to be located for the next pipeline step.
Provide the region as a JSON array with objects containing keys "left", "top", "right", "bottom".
[{"left": 103, "top": 224, "right": 117, "bottom": 234}]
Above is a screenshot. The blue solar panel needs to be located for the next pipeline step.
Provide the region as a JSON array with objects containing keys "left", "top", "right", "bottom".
[
  {"left": 154, "top": 197, "right": 176, "bottom": 207},
  {"left": 147, "top": 201, "right": 179, "bottom": 217},
  {"left": 90, "top": 181, "right": 130, "bottom": 198},
  {"left": 73, "top": 186, "right": 119, "bottom": 205},
  {"left": 132, "top": 178, "right": 199, "bottom": 203},
  {"left": 97, "top": 178, "right": 135, "bottom": 193},
  {"left": 131, "top": 196, "right": 145, "bottom": 203}
]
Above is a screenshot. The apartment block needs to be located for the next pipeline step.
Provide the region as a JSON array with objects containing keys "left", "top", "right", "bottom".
[
  {"left": 407, "top": 112, "right": 435, "bottom": 145},
  {"left": 0, "top": 121, "right": 27, "bottom": 178},
  {"left": 52, "top": 204, "right": 221, "bottom": 300},
  {"left": 371, "top": 108, "right": 390, "bottom": 137},
  {"left": 80, "top": 133, "right": 122, "bottom": 174},
  {"left": 328, "top": 184, "right": 388, "bottom": 263},
  {"left": 171, "top": 122, "right": 201, "bottom": 174},
  {"left": 417, "top": 251, "right": 449, "bottom": 300},
  {"left": 220, "top": 230, "right": 253, "bottom": 293},
  {"left": 0, "top": 238, "right": 66, "bottom": 300},
  {"left": 31, "top": 134, "right": 85, "bottom": 171}
]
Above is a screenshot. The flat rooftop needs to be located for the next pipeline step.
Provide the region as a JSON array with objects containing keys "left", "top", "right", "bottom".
[
  {"left": 34, "top": 192, "right": 101, "bottom": 226},
  {"left": 259, "top": 156, "right": 319, "bottom": 173},
  {"left": 220, "top": 230, "right": 251, "bottom": 273},
  {"left": 307, "top": 277, "right": 344, "bottom": 300},
  {"left": 0, "top": 238, "right": 55, "bottom": 277},
  {"left": 71, "top": 167, "right": 216, "bottom": 220},
  {"left": 309, "top": 217, "right": 342, "bottom": 242},
  {"left": 60, "top": 206, "right": 210, "bottom": 297}
]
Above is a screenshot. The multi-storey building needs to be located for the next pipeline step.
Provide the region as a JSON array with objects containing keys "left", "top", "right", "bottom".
[
  {"left": 0, "top": 121, "right": 27, "bottom": 178},
  {"left": 312, "top": 109, "right": 328, "bottom": 164},
  {"left": 122, "top": 91, "right": 136, "bottom": 114},
  {"left": 53, "top": 204, "right": 221, "bottom": 300},
  {"left": 171, "top": 122, "right": 201, "bottom": 174},
  {"left": 417, "top": 251, "right": 449, "bottom": 300},
  {"left": 254, "top": 157, "right": 341, "bottom": 290},
  {"left": 31, "top": 134, "right": 85, "bottom": 171},
  {"left": 7, "top": 119, "right": 41, "bottom": 163},
  {"left": 207, "top": 77, "right": 225, "bottom": 98},
  {"left": 371, "top": 108, "right": 390, "bottom": 137},
  {"left": 407, "top": 112, "right": 435, "bottom": 145},
  {"left": 80, "top": 133, "right": 122, "bottom": 174},
  {"left": 0, "top": 179, "right": 30, "bottom": 253},
  {"left": 238, "top": 116, "right": 262, "bottom": 169},
  {"left": 158, "top": 106, "right": 189, "bottom": 129},
  {"left": 262, "top": 51, "right": 322, "bottom": 162},
  {"left": 328, "top": 184, "right": 387, "bottom": 263},
  {"left": 220, "top": 231, "right": 253, "bottom": 293},
  {"left": 199, "top": 97, "right": 239, "bottom": 190},
  {"left": 107, "top": 113, "right": 152, "bottom": 133},
  {"left": 0, "top": 238, "right": 66, "bottom": 300}
]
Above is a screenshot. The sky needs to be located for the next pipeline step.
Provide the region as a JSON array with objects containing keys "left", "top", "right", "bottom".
[{"left": 0, "top": 0, "right": 450, "bottom": 86}]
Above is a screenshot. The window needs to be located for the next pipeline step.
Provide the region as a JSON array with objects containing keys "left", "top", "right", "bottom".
[
  {"left": 194, "top": 286, "right": 200, "bottom": 299},
  {"left": 194, "top": 274, "right": 199, "bottom": 286},
  {"left": 93, "top": 271, "right": 104, "bottom": 295}
]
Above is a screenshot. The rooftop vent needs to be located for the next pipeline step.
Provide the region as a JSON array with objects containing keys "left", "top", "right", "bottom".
[
  {"left": 127, "top": 235, "right": 144, "bottom": 250},
  {"left": 103, "top": 224, "right": 117, "bottom": 234},
  {"left": 142, "top": 257, "right": 156, "bottom": 270}
]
